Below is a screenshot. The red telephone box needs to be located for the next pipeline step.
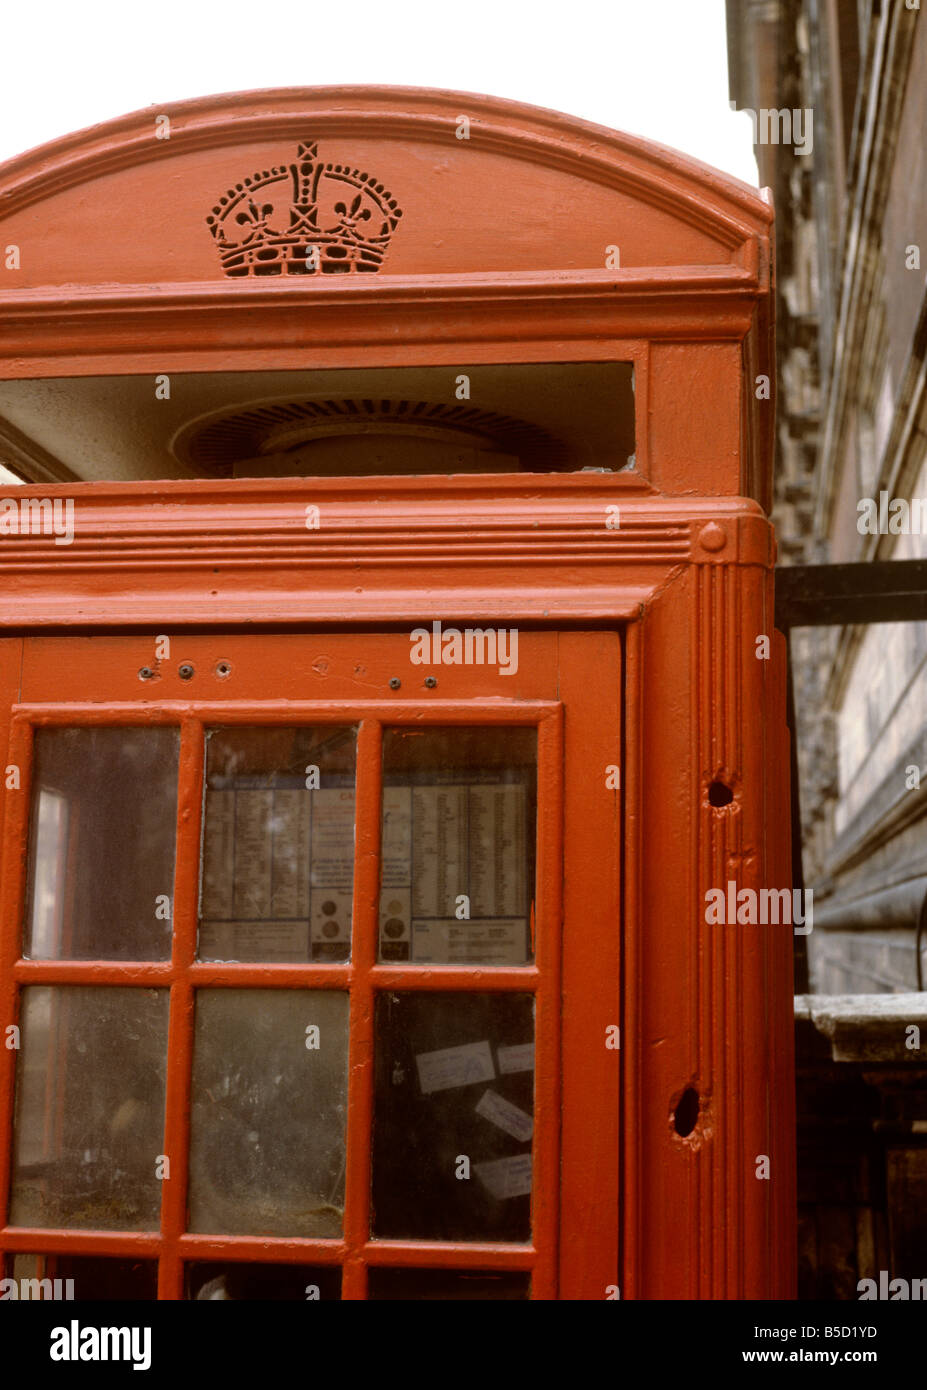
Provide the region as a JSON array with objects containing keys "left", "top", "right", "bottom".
[{"left": 0, "top": 87, "right": 794, "bottom": 1300}]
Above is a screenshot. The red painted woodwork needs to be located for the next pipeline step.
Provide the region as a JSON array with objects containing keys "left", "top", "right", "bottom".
[
  {"left": 0, "top": 652, "right": 612, "bottom": 1299},
  {"left": 0, "top": 86, "right": 793, "bottom": 1300},
  {"left": 0, "top": 85, "right": 774, "bottom": 508}
]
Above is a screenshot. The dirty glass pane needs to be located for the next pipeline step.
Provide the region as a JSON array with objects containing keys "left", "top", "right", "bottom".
[
  {"left": 10, "top": 987, "right": 168, "bottom": 1230},
  {"left": 185, "top": 1262, "right": 341, "bottom": 1300},
  {"left": 380, "top": 727, "right": 536, "bottom": 965},
  {"left": 188, "top": 989, "right": 349, "bottom": 1237},
  {"left": 368, "top": 1268, "right": 530, "bottom": 1300},
  {"left": 24, "top": 727, "right": 179, "bottom": 961},
  {"left": 372, "top": 992, "right": 535, "bottom": 1241},
  {"left": 199, "top": 726, "right": 356, "bottom": 963},
  {"left": 9, "top": 1253, "right": 157, "bottom": 1300}
]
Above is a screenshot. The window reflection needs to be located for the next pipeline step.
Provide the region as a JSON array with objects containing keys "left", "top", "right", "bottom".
[
  {"left": 188, "top": 989, "right": 349, "bottom": 1237},
  {"left": 24, "top": 727, "right": 179, "bottom": 962},
  {"left": 29, "top": 789, "right": 68, "bottom": 959},
  {"left": 10, "top": 987, "right": 168, "bottom": 1231}
]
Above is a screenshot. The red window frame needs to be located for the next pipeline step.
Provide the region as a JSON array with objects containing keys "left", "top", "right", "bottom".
[{"left": 1, "top": 636, "right": 622, "bottom": 1295}]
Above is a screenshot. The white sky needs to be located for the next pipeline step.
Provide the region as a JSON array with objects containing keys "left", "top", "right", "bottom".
[{"left": 0, "top": 0, "right": 759, "bottom": 184}]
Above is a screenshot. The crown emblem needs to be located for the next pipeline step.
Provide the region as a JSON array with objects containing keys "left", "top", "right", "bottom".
[{"left": 207, "top": 140, "right": 402, "bottom": 277}]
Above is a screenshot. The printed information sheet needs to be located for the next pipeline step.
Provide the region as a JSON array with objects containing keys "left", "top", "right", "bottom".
[
  {"left": 199, "top": 784, "right": 354, "bottom": 961},
  {"left": 379, "top": 777, "right": 530, "bottom": 964},
  {"left": 200, "top": 774, "right": 531, "bottom": 965}
]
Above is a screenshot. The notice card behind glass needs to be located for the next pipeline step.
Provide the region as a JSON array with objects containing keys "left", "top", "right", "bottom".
[
  {"left": 379, "top": 727, "right": 536, "bottom": 966},
  {"left": 198, "top": 726, "right": 356, "bottom": 964}
]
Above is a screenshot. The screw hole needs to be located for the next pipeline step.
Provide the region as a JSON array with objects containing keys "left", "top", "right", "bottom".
[
  {"left": 215, "top": 661, "right": 232, "bottom": 679},
  {"left": 708, "top": 780, "right": 734, "bottom": 808},
  {"left": 673, "top": 1086, "right": 700, "bottom": 1138}
]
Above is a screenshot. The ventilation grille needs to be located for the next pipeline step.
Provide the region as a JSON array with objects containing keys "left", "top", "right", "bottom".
[{"left": 175, "top": 398, "right": 568, "bottom": 473}]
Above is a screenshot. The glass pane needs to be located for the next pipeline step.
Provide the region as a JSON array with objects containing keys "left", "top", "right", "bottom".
[
  {"left": 368, "top": 1269, "right": 529, "bottom": 1300},
  {"left": 372, "top": 992, "right": 535, "bottom": 1241},
  {"left": 10, "top": 987, "right": 168, "bottom": 1230},
  {"left": 380, "top": 727, "right": 536, "bottom": 965},
  {"left": 186, "top": 1262, "right": 341, "bottom": 1300},
  {"left": 188, "top": 989, "right": 349, "bottom": 1237},
  {"left": 24, "top": 727, "right": 179, "bottom": 960},
  {"left": 199, "top": 726, "right": 357, "bottom": 963},
  {"left": 9, "top": 1253, "right": 157, "bottom": 1300}
]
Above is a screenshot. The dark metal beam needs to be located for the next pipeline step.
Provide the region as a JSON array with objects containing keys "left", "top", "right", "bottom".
[{"left": 775, "top": 560, "right": 927, "bottom": 629}]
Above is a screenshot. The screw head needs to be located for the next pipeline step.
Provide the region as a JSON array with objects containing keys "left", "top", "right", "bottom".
[
  {"left": 138, "top": 667, "right": 153, "bottom": 681},
  {"left": 178, "top": 663, "right": 195, "bottom": 680},
  {"left": 389, "top": 677, "right": 401, "bottom": 690},
  {"left": 424, "top": 676, "right": 437, "bottom": 688}
]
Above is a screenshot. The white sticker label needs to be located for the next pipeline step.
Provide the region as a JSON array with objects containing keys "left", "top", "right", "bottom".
[
  {"left": 474, "top": 1153, "right": 533, "bottom": 1200},
  {"left": 415, "top": 1039, "right": 495, "bottom": 1094},
  {"left": 475, "top": 1090, "right": 534, "bottom": 1142},
  {"left": 497, "top": 1043, "right": 535, "bottom": 1074}
]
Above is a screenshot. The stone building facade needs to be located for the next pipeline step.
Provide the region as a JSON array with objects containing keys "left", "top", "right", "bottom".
[{"left": 728, "top": 0, "right": 927, "bottom": 1298}]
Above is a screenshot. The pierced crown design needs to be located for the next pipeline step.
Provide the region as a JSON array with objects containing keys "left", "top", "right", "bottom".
[{"left": 207, "top": 140, "right": 402, "bottom": 277}]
